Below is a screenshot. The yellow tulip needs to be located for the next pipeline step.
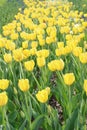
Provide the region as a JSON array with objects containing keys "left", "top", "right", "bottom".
[
  {"left": 24, "top": 60, "right": 35, "bottom": 71},
  {"left": 3, "top": 53, "right": 12, "bottom": 63},
  {"left": 48, "top": 59, "right": 64, "bottom": 71},
  {"left": 57, "top": 42, "right": 64, "bottom": 48},
  {"left": 13, "top": 48, "right": 24, "bottom": 62},
  {"left": 0, "top": 79, "right": 9, "bottom": 90},
  {"left": 5, "top": 41, "right": 15, "bottom": 51},
  {"left": 37, "top": 57, "right": 46, "bottom": 67},
  {"left": 31, "top": 41, "right": 38, "bottom": 48},
  {"left": 0, "top": 92, "right": 8, "bottom": 107},
  {"left": 84, "top": 80, "right": 87, "bottom": 94},
  {"left": 63, "top": 73, "right": 75, "bottom": 86},
  {"left": 36, "top": 49, "right": 49, "bottom": 58},
  {"left": 36, "top": 87, "right": 50, "bottom": 103},
  {"left": 79, "top": 53, "right": 87, "bottom": 64},
  {"left": 22, "top": 41, "right": 28, "bottom": 49},
  {"left": 72, "top": 47, "right": 82, "bottom": 57},
  {"left": 18, "top": 79, "right": 30, "bottom": 92},
  {"left": 23, "top": 49, "right": 30, "bottom": 59},
  {"left": 10, "top": 33, "right": 18, "bottom": 40}
]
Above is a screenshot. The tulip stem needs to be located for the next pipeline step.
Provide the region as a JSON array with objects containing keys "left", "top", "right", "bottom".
[
  {"left": 2, "top": 107, "right": 6, "bottom": 130},
  {"left": 2, "top": 107, "right": 10, "bottom": 130},
  {"left": 24, "top": 93, "right": 31, "bottom": 128},
  {"left": 68, "top": 87, "right": 71, "bottom": 117},
  {"left": 9, "top": 64, "right": 15, "bottom": 86},
  {"left": 56, "top": 71, "right": 66, "bottom": 88},
  {"left": 20, "top": 62, "right": 24, "bottom": 78},
  {"left": 28, "top": 92, "right": 41, "bottom": 112},
  {"left": 31, "top": 72, "right": 41, "bottom": 89},
  {"left": 4, "top": 107, "right": 11, "bottom": 130}
]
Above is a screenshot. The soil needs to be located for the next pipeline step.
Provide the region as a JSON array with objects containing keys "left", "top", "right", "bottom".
[{"left": 49, "top": 96, "right": 64, "bottom": 125}]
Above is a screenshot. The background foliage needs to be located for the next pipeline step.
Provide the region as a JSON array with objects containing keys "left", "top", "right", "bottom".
[{"left": 0, "top": 0, "right": 24, "bottom": 33}]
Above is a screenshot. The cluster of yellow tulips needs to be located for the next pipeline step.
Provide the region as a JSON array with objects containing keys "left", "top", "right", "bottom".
[{"left": 0, "top": 0, "right": 87, "bottom": 129}]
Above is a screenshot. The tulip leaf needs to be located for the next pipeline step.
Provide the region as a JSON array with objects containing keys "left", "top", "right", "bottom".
[
  {"left": 64, "top": 107, "right": 79, "bottom": 130},
  {"left": 8, "top": 110, "right": 18, "bottom": 123},
  {"left": 30, "top": 114, "right": 45, "bottom": 130},
  {"left": 7, "top": 100, "right": 16, "bottom": 111},
  {"left": 19, "top": 119, "right": 27, "bottom": 130}
]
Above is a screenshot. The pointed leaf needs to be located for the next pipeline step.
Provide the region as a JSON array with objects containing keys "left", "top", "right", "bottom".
[
  {"left": 64, "top": 107, "right": 79, "bottom": 130},
  {"left": 19, "top": 119, "right": 27, "bottom": 130},
  {"left": 31, "top": 114, "right": 45, "bottom": 130}
]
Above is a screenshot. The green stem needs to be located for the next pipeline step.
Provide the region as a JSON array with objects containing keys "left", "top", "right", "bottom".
[
  {"left": 68, "top": 86, "right": 71, "bottom": 117},
  {"left": 4, "top": 107, "right": 11, "bottom": 130},
  {"left": 2, "top": 107, "right": 5, "bottom": 130},
  {"left": 71, "top": 54, "right": 79, "bottom": 68},
  {"left": 24, "top": 93, "right": 31, "bottom": 129},
  {"left": 69, "top": 87, "right": 71, "bottom": 102},
  {"left": 2, "top": 107, "right": 7, "bottom": 130},
  {"left": 9, "top": 64, "right": 21, "bottom": 108},
  {"left": 56, "top": 71, "right": 66, "bottom": 88},
  {"left": 31, "top": 72, "right": 41, "bottom": 89},
  {"left": 40, "top": 67, "right": 46, "bottom": 87},
  {"left": 41, "top": 103, "right": 46, "bottom": 114},
  {"left": 9, "top": 64, "right": 15, "bottom": 85},
  {"left": 28, "top": 91, "right": 41, "bottom": 112},
  {"left": 77, "top": 92, "right": 85, "bottom": 129},
  {"left": 0, "top": 65, "right": 4, "bottom": 78},
  {"left": 28, "top": 92, "right": 32, "bottom": 121},
  {"left": 20, "top": 62, "right": 24, "bottom": 78}
]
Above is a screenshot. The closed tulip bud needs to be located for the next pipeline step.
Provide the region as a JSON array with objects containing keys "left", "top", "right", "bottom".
[
  {"left": 45, "top": 87, "right": 50, "bottom": 95},
  {"left": 20, "top": 111, "right": 25, "bottom": 118},
  {"left": 47, "top": 105, "right": 52, "bottom": 113},
  {"left": 13, "top": 87, "right": 18, "bottom": 94}
]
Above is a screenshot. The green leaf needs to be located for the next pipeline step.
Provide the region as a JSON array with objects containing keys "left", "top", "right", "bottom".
[
  {"left": 7, "top": 100, "right": 16, "bottom": 111},
  {"left": 64, "top": 107, "right": 79, "bottom": 130},
  {"left": 83, "top": 92, "right": 87, "bottom": 102},
  {"left": 52, "top": 109, "right": 62, "bottom": 130},
  {"left": 19, "top": 119, "right": 27, "bottom": 130},
  {"left": 72, "top": 93, "right": 81, "bottom": 109},
  {"left": 30, "top": 114, "right": 45, "bottom": 130},
  {"left": 0, "top": 0, "right": 7, "bottom": 6},
  {"left": 0, "top": 115, "right": 2, "bottom": 125},
  {"left": 8, "top": 110, "right": 18, "bottom": 123}
]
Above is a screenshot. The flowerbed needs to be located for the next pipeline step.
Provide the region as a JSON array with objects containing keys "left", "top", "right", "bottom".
[{"left": 0, "top": 0, "right": 87, "bottom": 129}]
